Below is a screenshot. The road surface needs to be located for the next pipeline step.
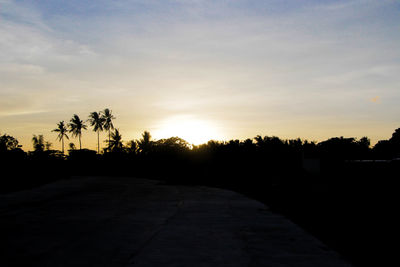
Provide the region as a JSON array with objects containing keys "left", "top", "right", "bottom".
[{"left": 0, "top": 177, "right": 352, "bottom": 267}]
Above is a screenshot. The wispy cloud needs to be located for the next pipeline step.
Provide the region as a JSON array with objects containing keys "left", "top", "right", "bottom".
[{"left": 0, "top": 0, "right": 399, "bottom": 148}]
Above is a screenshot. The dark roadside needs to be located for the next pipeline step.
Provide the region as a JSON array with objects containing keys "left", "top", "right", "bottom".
[{"left": 1, "top": 158, "right": 397, "bottom": 267}]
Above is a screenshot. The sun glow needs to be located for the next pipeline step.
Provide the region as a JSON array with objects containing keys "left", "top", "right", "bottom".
[{"left": 153, "top": 116, "right": 223, "bottom": 145}]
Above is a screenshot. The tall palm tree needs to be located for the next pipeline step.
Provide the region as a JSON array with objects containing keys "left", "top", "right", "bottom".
[
  {"left": 52, "top": 121, "right": 69, "bottom": 154},
  {"left": 32, "top": 134, "right": 44, "bottom": 152},
  {"left": 68, "top": 114, "right": 87, "bottom": 150},
  {"left": 101, "top": 108, "right": 116, "bottom": 150},
  {"left": 107, "top": 129, "right": 123, "bottom": 152},
  {"left": 88, "top": 111, "right": 105, "bottom": 154}
]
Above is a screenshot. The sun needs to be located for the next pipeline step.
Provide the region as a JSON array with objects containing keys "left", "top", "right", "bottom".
[{"left": 154, "top": 116, "right": 222, "bottom": 145}]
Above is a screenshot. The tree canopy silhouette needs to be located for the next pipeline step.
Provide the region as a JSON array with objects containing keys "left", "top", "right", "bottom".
[
  {"left": 88, "top": 111, "right": 105, "bottom": 154},
  {"left": 52, "top": 121, "right": 69, "bottom": 154},
  {"left": 69, "top": 142, "right": 76, "bottom": 151},
  {"left": 68, "top": 114, "right": 87, "bottom": 150},
  {"left": 0, "top": 134, "right": 20, "bottom": 151},
  {"left": 138, "top": 131, "right": 152, "bottom": 155},
  {"left": 101, "top": 108, "right": 116, "bottom": 151},
  {"left": 126, "top": 140, "right": 138, "bottom": 155},
  {"left": 32, "top": 135, "right": 45, "bottom": 152},
  {"left": 106, "top": 128, "right": 123, "bottom": 152},
  {"left": 390, "top": 128, "right": 400, "bottom": 143}
]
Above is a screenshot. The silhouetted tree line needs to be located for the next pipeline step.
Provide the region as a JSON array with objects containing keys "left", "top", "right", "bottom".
[
  {"left": 1, "top": 123, "right": 400, "bottom": 189},
  {"left": 1, "top": 122, "right": 400, "bottom": 266}
]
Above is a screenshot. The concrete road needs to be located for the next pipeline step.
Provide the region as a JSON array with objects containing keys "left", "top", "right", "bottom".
[{"left": 0, "top": 177, "right": 352, "bottom": 267}]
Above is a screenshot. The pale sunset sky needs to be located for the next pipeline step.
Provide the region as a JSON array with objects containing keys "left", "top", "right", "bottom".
[{"left": 1, "top": 0, "right": 399, "bottom": 150}]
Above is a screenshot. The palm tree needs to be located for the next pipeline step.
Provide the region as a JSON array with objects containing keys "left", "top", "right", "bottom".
[
  {"left": 68, "top": 114, "right": 87, "bottom": 150},
  {"left": 101, "top": 108, "right": 116, "bottom": 150},
  {"left": 107, "top": 129, "right": 123, "bottom": 152},
  {"left": 88, "top": 111, "right": 105, "bottom": 154},
  {"left": 126, "top": 140, "right": 138, "bottom": 154},
  {"left": 32, "top": 134, "right": 44, "bottom": 152},
  {"left": 138, "top": 131, "right": 152, "bottom": 154},
  {"left": 52, "top": 121, "right": 69, "bottom": 154}
]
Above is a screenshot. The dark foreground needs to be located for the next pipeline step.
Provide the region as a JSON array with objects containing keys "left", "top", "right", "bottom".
[{"left": 0, "top": 177, "right": 352, "bottom": 267}]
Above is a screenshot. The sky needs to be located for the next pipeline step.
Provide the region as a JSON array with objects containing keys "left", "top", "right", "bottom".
[{"left": 1, "top": 0, "right": 399, "bottom": 150}]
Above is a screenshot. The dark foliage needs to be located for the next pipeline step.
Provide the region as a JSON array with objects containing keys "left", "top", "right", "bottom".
[
  {"left": 1, "top": 128, "right": 400, "bottom": 266},
  {"left": 0, "top": 134, "right": 20, "bottom": 151}
]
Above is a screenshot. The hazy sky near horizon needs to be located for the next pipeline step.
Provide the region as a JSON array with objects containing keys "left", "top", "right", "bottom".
[{"left": 1, "top": 0, "right": 400, "bottom": 150}]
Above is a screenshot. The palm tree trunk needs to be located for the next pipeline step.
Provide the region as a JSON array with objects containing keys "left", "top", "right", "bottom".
[
  {"left": 97, "top": 131, "right": 100, "bottom": 154},
  {"left": 79, "top": 135, "right": 82, "bottom": 150},
  {"left": 62, "top": 136, "right": 64, "bottom": 154},
  {"left": 109, "top": 130, "right": 111, "bottom": 151}
]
